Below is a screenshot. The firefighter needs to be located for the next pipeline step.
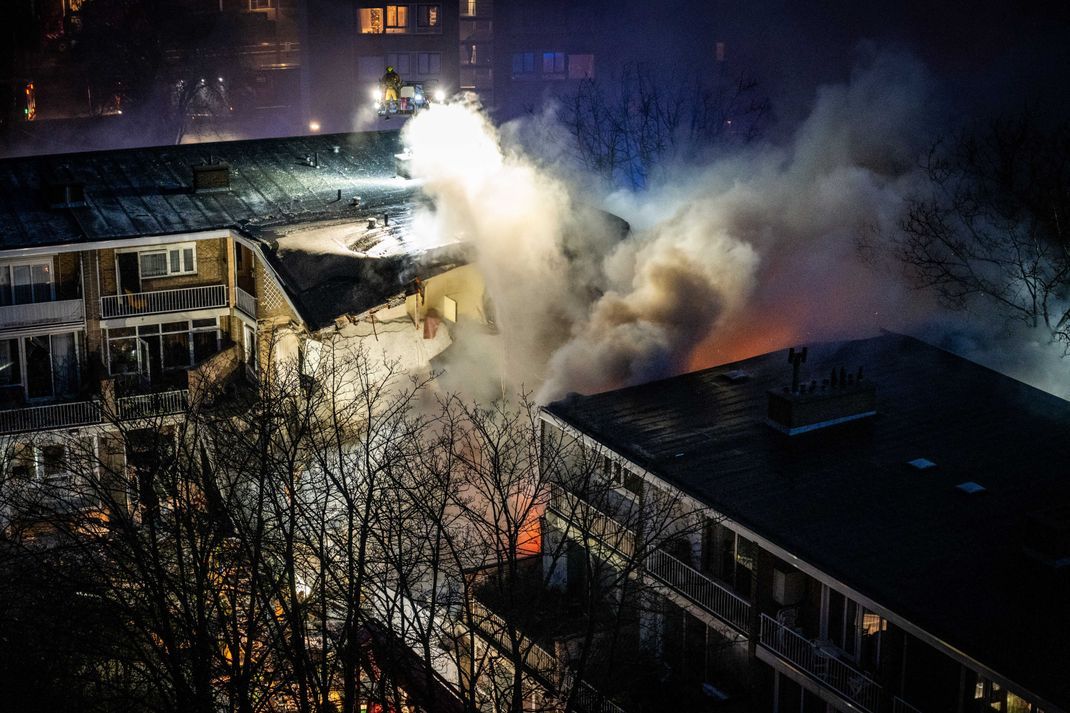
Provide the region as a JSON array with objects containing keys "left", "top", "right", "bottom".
[{"left": 380, "top": 66, "right": 401, "bottom": 104}]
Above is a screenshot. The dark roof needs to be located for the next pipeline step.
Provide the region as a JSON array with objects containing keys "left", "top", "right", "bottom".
[
  {"left": 0, "top": 131, "right": 476, "bottom": 329},
  {"left": 547, "top": 333, "right": 1070, "bottom": 709},
  {"left": 0, "top": 131, "right": 410, "bottom": 247}
]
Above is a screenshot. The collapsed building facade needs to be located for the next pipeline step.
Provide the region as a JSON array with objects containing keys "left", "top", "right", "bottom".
[{"left": 0, "top": 130, "right": 484, "bottom": 487}]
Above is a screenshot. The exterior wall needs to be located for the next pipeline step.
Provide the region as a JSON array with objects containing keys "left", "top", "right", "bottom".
[{"left": 98, "top": 237, "right": 229, "bottom": 296}]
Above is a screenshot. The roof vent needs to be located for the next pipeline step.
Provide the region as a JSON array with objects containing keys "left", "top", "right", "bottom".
[
  {"left": 956, "top": 481, "right": 986, "bottom": 495},
  {"left": 908, "top": 458, "right": 936, "bottom": 470},
  {"left": 45, "top": 180, "right": 86, "bottom": 208},
  {"left": 766, "top": 347, "right": 876, "bottom": 435},
  {"left": 191, "top": 161, "right": 231, "bottom": 192},
  {"left": 1023, "top": 506, "right": 1070, "bottom": 571}
]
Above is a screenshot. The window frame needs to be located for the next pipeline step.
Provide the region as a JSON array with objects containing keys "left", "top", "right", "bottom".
[
  {"left": 0, "top": 257, "right": 56, "bottom": 305},
  {"left": 130, "top": 243, "right": 198, "bottom": 281},
  {"left": 416, "top": 4, "right": 441, "bottom": 33},
  {"left": 385, "top": 4, "right": 410, "bottom": 33}
]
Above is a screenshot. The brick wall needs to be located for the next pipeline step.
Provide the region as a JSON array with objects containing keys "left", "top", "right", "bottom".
[{"left": 97, "top": 237, "right": 229, "bottom": 296}]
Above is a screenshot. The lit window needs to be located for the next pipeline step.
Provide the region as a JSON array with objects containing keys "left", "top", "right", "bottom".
[
  {"left": 137, "top": 244, "right": 197, "bottom": 279},
  {"left": 542, "top": 52, "right": 566, "bottom": 76},
  {"left": 460, "top": 0, "right": 477, "bottom": 16},
  {"left": 417, "top": 4, "right": 440, "bottom": 30},
  {"left": 386, "top": 5, "right": 409, "bottom": 32},
  {"left": 248, "top": 0, "right": 275, "bottom": 9},
  {"left": 359, "top": 8, "right": 384, "bottom": 33}
]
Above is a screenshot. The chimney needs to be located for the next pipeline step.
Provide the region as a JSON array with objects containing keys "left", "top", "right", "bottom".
[
  {"left": 767, "top": 348, "right": 877, "bottom": 435},
  {"left": 191, "top": 161, "right": 231, "bottom": 192}
]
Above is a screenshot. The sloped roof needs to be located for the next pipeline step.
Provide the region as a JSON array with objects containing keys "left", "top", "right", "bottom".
[
  {"left": 547, "top": 333, "right": 1070, "bottom": 709},
  {"left": 0, "top": 131, "right": 412, "bottom": 247}
]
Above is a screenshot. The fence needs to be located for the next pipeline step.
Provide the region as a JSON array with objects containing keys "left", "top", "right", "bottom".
[{"left": 100, "top": 284, "right": 227, "bottom": 318}]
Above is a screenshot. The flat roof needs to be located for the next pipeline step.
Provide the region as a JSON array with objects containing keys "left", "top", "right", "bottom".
[{"left": 546, "top": 333, "right": 1070, "bottom": 708}]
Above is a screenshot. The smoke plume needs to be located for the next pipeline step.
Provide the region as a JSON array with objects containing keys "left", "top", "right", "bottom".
[{"left": 404, "top": 51, "right": 1070, "bottom": 403}]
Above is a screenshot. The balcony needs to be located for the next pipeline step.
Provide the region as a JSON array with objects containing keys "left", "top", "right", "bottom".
[
  {"left": 0, "top": 389, "right": 190, "bottom": 435},
  {"left": 548, "top": 483, "right": 752, "bottom": 634},
  {"left": 100, "top": 284, "right": 228, "bottom": 319},
  {"left": 0, "top": 400, "right": 101, "bottom": 434},
  {"left": 758, "top": 614, "right": 881, "bottom": 713},
  {"left": 0, "top": 298, "right": 85, "bottom": 333},
  {"left": 117, "top": 389, "right": 189, "bottom": 420},
  {"left": 468, "top": 598, "right": 626, "bottom": 713},
  {"left": 235, "top": 286, "right": 257, "bottom": 319}
]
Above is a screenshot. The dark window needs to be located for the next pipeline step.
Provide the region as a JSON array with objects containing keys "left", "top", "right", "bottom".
[
  {"left": 512, "top": 52, "right": 535, "bottom": 77},
  {"left": 417, "top": 4, "right": 440, "bottom": 30},
  {"left": 542, "top": 51, "right": 566, "bottom": 76}
]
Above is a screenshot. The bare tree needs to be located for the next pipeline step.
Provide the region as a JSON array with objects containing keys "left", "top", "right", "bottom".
[
  {"left": 895, "top": 112, "right": 1070, "bottom": 348},
  {"left": 563, "top": 63, "right": 769, "bottom": 189}
]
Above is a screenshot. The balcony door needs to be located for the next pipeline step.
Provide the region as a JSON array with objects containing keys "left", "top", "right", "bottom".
[{"left": 116, "top": 252, "right": 141, "bottom": 294}]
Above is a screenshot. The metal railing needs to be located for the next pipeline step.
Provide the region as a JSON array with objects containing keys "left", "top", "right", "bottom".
[
  {"left": 549, "top": 483, "right": 751, "bottom": 633},
  {"left": 892, "top": 697, "right": 924, "bottom": 713},
  {"left": 759, "top": 614, "right": 881, "bottom": 713},
  {"left": 0, "top": 298, "right": 85, "bottom": 331},
  {"left": 100, "top": 284, "right": 227, "bottom": 318},
  {"left": 235, "top": 286, "right": 257, "bottom": 319},
  {"left": 0, "top": 399, "right": 101, "bottom": 434},
  {"left": 645, "top": 548, "right": 752, "bottom": 633},
  {"left": 469, "top": 598, "right": 560, "bottom": 683},
  {"left": 117, "top": 389, "right": 189, "bottom": 420},
  {"left": 468, "top": 598, "right": 626, "bottom": 713},
  {"left": 549, "top": 484, "right": 636, "bottom": 558}
]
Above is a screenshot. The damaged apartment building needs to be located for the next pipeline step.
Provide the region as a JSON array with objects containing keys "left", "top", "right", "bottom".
[
  {"left": 0, "top": 130, "right": 484, "bottom": 497},
  {"left": 493, "top": 333, "right": 1069, "bottom": 713}
]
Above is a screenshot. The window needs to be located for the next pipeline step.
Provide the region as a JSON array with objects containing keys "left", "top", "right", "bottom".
[
  {"left": 417, "top": 52, "right": 441, "bottom": 75},
  {"left": 386, "top": 5, "right": 409, "bottom": 32},
  {"left": 542, "top": 52, "right": 566, "bottom": 77},
  {"left": 359, "top": 7, "right": 384, "bottom": 33},
  {"left": 137, "top": 244, "right": 196, "bottom": 279},
  {"left": 568, "top": 53, "right": 594, "bottom": 79},
  {"left": 248, "top": 0, "right": 275, "bottom": 9},
  {"left": 0, "top": 259, "right": 54, "bottom": 305},
  {"left": 0, "top": 339, "right": 20, "bottom": 388},
  {"left": 417, "top": 4, "right": 440, "bottom": 31},
  {"left": 106, "top": 319, "right": 220, "bottom": 376},
  {"left": 512, "top": 52, "right": 535, "bottom": 77},
  {"left": 460, "top": 0, "right": 477, "bottom": 16},
  {"left": 385, "top": 53, "right": 411, "bottom": 75}
]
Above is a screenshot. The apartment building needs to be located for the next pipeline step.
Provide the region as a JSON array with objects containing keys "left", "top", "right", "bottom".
[
  {"left": 459, "top": 0, "right": 496, "bottom": 106},
  {"left": 535, "top": 334, "right": 1069, "bottom": 713},
  {"left": 304, "top": 0, "right": 460, "bottom": 133},
  {"left": 0, "top": 129, "right": 483, "bottom": 466}
]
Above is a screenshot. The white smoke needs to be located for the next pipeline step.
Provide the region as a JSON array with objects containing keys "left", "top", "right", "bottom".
[{"left": 403, "top": 51, "right": 1070, "bottom": 403}]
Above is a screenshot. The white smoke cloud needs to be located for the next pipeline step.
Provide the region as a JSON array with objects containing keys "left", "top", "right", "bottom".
[{"left": 403, "top": 51, "right": 1070, "bottom": 403}]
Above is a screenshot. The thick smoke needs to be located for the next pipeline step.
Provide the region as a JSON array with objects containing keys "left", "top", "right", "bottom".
[{"left": 405, "top": 51, "right": 1070, "bottom": 403}]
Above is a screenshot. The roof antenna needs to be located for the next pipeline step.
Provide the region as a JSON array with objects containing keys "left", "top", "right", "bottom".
[{"left": 788, "top": 347, "right": 807, "bottom": 393}]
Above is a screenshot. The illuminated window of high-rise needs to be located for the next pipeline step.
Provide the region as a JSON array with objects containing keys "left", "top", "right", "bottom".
[
  {"left": 386, "top": 5, "right": 409, "bottom": 32},
  {"left": 360, "top": 8, "right": 384, "bottom": 33}
]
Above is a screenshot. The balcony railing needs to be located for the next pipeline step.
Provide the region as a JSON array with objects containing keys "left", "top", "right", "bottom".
[
  {"left": 549, "top": 483, "right": 751, "bottom": 634},
  {"left": 235, "top": 286, "right": 257, "bottom": 319},
  {"left": 759, "top": 614, "right": 881, "bottom": 713},
  {"left": 468, "top": 598, "right": 626, "bottom": 713},
  {"left": 645, "top": 549, "right": 751, "bottom": 633},
  {"left": 0, "top": 400, "right": 102, "bottom": 434},
  {"left": 117, "top": 390, "right": 189, "bottom": 420},
  {"left": 892, "top": 697, "right": 924, "bottom": 713},
  {"left": 0, "top": 298, "right": 85, "bottom": 332},
  {"left": 549, "top": 484, "right": 636, "bottom": 558},
  {"left": 100, "top": 284, "right": 228, "bottom": 319}
]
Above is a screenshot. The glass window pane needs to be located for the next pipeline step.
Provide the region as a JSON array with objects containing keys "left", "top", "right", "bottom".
[
  {"left": 163, "top": 332, "right": 190, "bottom": 368},
  {"left": 137, "top": 324, "right": 160, "bottom": 335},
  {"left": 51, "top": 333, "right": 78, "bottom": 396},
  {"left": 193, "top": 331, "right": 218, "bottom": 363},
  {"left": 183, "top": 247, "right": 195, "bottom": 272},
  {"left": 0, "top": 338, "right": 20, "bottom": 386},
  {"left": 25, "top": 335, "right": 53, "bottom": 398},
  {"left": 170, "top": 249, "right": 180, "bottom": 273},
  {"left": 192, "top": 318, "right": 216, "bottom": 328},
  {"left": 12, "top": 265, "right": 32, "bottom": 304},
  {"left": 0, "top": 265, "right": 10, "bottom": 306},
  {"left": 162, "top": 321, "right": 187, "bottom": 333},
  {"left": 108, "top": 339, "right": 139, "bottom": 375},
  {"left": 140, "top": 251, "right": 168, "bottom": 278}
]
